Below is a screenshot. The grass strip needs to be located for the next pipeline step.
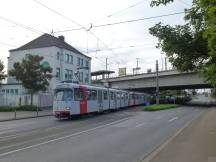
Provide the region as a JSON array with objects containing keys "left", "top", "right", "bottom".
[{"left": 144, "top": 104, "right": 177, "bottom": 111}]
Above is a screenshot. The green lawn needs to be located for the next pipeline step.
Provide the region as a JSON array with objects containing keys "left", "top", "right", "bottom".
[{"left": 144, "top": 104, "right": 178, "bottom": 111}]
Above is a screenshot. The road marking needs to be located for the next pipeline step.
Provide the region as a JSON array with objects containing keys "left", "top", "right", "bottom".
[
  {"left": 0, "top": 117, "right": 131, "bottom": 157},
  {"left": 168, "top": 117, "right": 178, "bottom": 122},
  {"left": 135, "top": 122, "right": 146, "bottom": 128}
]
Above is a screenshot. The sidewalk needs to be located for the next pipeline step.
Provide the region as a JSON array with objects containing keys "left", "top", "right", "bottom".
[
  {"left": 187, "top": 95, "right": 216, "bottom": 106},
  {"left": 0, "top": 109, "right": 53, "bottom": 121},
  {"left": 145, "top": 108, "right": 216, "bottom": 162}
]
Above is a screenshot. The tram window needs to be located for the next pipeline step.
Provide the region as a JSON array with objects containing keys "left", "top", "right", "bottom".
[
  {"left": 55, "top": 89, "right": 73, "bottom": 101},
  {"left": 125, "top": 94, "right": 128, "bottom": 100},
  {"left": 86, "top": 89, "right": 91, "bottom": 100},
  {"left": 117, "top": 93, "right": 121, "bottom": 99},
  {"left": 122, "top": 93, "right": 125, "bottom": 99},
  {"left": 91, "top": 90, "right": 97, "bottom": 100},
  {"left": 116, "top": 93, "right": 119, "bottom": 99},
  {"left": 134, "top": 95, "right": 137, "bottom": 99},
  {"left": 103, "top": 91, "right": 108, "bottom": 100},
  {"left": 74, "top": 88, "right": 84, "bottom": 101},
  {"left": 109, "top": 92, "right": 113, "bottom": 100}
]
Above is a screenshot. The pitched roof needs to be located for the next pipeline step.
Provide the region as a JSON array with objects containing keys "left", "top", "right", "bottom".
[{"left": 10, "top": 33, "right": 90, "bottom": 58}]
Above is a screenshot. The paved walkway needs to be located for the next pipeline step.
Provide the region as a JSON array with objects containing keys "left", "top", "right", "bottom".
[
  {"left": 188, "top": 95, "right": 216, "bottom": 106},
  {"left": 0, "top": 109, "right": 52, "bottom": 121},
  {"left": 145, "top": 107, "right": 216, "bottom": 162}
]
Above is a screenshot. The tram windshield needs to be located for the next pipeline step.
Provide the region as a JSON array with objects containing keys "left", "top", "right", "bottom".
[{"left": 55, "top": 89, "right": 73, "bottom": 101}]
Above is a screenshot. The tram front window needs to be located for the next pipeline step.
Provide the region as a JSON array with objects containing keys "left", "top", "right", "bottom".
[{"left": 55, "top": 89, "right": 73, "bottom": 101}]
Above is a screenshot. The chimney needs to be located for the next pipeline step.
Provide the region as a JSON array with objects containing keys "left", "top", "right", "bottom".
[{"left": 58, "top": 35, "right": 65, "bottom": 41}]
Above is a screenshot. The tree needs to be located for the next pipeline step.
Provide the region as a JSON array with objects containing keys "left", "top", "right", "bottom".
[
  {"left": 149, "top": 0, "right": 216, "bottom": 87},
  {"left": 0, "top": 60, "right": 6, "bottom": 85},
  {"left": 9, "top": 55, "right": 52, "bottom": 105}
]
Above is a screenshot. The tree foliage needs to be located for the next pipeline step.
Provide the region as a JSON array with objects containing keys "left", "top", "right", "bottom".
[
  {"left": 9, "top": 55, "right": 52, "bottom": 104},
  {"left": 149, "top": 0, "right": 216, "bottom": 86},
  {"left": 0, "top": 60, "right": 6, "bottom": 84}
]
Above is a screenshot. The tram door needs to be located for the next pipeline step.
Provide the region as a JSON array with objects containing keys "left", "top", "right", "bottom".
[{"left": 98, "top": 90, "right": 103, "bottom": 112}]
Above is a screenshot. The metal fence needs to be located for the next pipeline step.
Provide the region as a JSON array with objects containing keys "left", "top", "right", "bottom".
[{"left": 0, "top": 93, "right": 53, "bottom": 121}]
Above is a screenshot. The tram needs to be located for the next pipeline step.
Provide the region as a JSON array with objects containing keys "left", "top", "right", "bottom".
[{"left": 53, "top": 82, "right": 150, "bottom": 119}]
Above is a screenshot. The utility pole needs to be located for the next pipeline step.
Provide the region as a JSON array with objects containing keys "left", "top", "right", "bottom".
[
  {"left": 136, "top": 58, "right": 139, "bottom": 68},
  {"left": 106, "top": 58, "right": 108, "bottom": 78},
  {"left": 156, "top": 60, "right": 159, "bottom": 104},
  {"left": 135, "top": 58, "right": 140, "bottom": 74},
  {"left": 165, "top": 57, "right": 167, "bottom": 71},
  {"left": 161, "top": 55, "right": 164, "bottom": 71}
]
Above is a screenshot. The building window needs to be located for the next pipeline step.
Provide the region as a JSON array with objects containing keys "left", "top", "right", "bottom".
[
  {"left": 25, "top": 53, "right": 30, "bottom": 58},
  {"left": 69, "top": 55, "right": 73, "bottom": 64},
  {"left": 65, "top": 54, "right": 70, "bottom": 63},
  {"left": 56, "top": 68, "right": 60, "bottom": 79},
  {"left": 79, "top": 72, "right": 83, "bottom": 82},
  {"left": 77, "top": 57, "right": 80, "bottom": 66},
  {"left": 57, "top": 52, "right": 60, "bottom": 60},
  {"left": 80, "top": 58, "right": 83, "bottom": 66},
  {"left": 85, "top": 73, "right": 89, "bottom": 83},
  {"left": 68, "top": 70, "right": 73, "bottom": 80},
  {"left": 64, "top": 69, "right": 73, "bottom": 80},
  {"left": 65, "top": 69, "right": 68, "bottom": 80},
  {"left": 15, "top": 89, "right": 18, "bottom": 95},
  {"left": 85, "top": 60, "right": 89, "bottom": 67},
  {"left": 6, "top": 89, "right": 9, "bottom": 94},
  {"left": 10, "top": 89, "right": 14, "bottom": 94}
]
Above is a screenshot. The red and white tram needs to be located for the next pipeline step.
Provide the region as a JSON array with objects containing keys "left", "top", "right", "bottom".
[{"left": 53, "top": 82, "right": 150, "bottom": 119}]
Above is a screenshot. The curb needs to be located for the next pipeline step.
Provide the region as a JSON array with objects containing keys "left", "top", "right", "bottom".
[
  {"left": 141, "top": 110, "right": 205, "bottom": 162},
  {"left": 0, "top": 114, "right": 53, "bottom": 122}
]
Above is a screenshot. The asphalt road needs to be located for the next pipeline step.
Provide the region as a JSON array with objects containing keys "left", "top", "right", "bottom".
[{"left": 0, "top": 106, "right": 204, "bottom": 162}]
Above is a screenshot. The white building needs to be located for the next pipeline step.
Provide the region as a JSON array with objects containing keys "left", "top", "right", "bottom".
[{"left": 0, "top": 34, "right": 91, "bottom": 106}]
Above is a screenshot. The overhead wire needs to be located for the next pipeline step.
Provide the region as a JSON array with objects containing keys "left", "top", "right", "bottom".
[
  {"left": 54, "top": 11, "right": 185, "bottom": 33},
  {"left": 89, "top": 0, "right": 146, "bottom": 24},
  {"left": 0, "top": 41, "right": 16, "bottom": 48},
  {"left": 177, "top": 0, "right": 191, "bottom": 7},
  {"left": 0, "top": 15, "right": 44, "bottom": 35},
  {"left": 32, "top": 0, "right": 113, "bottom": 54},
  {"left": 87, "top": 43, "right": 156, "bottom": 53},
  {"left": 31, "top": 0, "right": 186, "bottom": 71},
  {"left": 53, "top": 11, "right": 184, "bottom": 66}
]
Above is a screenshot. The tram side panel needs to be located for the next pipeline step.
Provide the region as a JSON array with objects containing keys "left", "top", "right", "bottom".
[
  {"left": 116, "top": 92, "right": 121, "bottom": 108},
  {"left": 86, "top": 88, "right": 98, "bottom": 113},
  {"left": 102, "top": 90, "right": 109, "bottom": 111},
  {"left": 109, "top": 91, "right": 116, "bottom": 110}
]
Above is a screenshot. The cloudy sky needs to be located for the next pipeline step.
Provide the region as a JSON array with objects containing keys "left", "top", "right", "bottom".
[{"left": 0, "top": 0, "right": 192, "bottom": 75}]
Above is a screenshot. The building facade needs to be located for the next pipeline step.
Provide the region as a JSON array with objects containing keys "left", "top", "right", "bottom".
[
  {"left": 7, "top": 34, "right": 91, "bottom": 91},
  {"left": 0, "top": 34, "right": 91, "bottom": 106}
]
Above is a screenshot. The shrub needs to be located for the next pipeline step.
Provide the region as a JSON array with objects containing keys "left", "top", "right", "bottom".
[{"left": 0, "top": 105, "right": 41, "bottom": 112}]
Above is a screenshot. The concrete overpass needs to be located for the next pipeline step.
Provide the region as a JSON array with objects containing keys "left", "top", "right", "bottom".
[{"left": 101, "top": 70, "right": 212, "bottom": 92}]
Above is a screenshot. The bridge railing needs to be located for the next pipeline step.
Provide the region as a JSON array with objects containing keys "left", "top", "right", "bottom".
[{"left": 92, "top": 68, "right": 176, "bottom": 81}]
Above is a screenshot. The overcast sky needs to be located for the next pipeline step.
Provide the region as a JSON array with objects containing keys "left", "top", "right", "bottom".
[{"left": 0, "top": 0, "right": 192, "bottom": 75}]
